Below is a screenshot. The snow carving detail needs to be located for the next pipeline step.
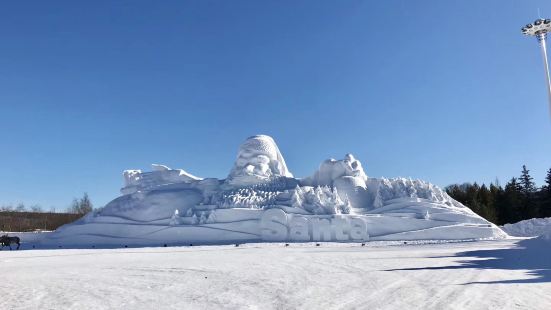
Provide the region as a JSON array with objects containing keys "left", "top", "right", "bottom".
[{"left": 227, "top": 135, "right": 293, "bottom": 186}]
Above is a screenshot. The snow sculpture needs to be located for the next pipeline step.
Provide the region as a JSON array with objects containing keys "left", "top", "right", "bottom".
[
  {"left": 227, "top": 135, "right": 293, "bottom": 186},
  {"left": 42, "top": 134, "right": 507, "bottom": 248},
  {"left": 121, "top": 164, "right": 202, "bottom": 195},
  {"left": 303, "top": 154, "right": 369, "bottom": 213},
  {"left": 305, "top": 154, "right": 367, "bottom": 186}
]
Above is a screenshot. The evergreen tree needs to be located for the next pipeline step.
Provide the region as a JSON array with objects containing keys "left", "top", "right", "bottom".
[
  {"left": 478, "top": 184, "right": 497, "bottom": 223},
  {"left": 541, "top": 168, "right": 551, "bottom": 217},
  {"left": 465, "top": 183, "right": 481, "bottom": 214},
  {"left": 518, "top": 165, "right": 537, "bottom": 219},
  {"left": 545, "top": 168, "right": 551, "bottom": 192},
  {"left": 489, "top": 183, "right": 505, "bottom": 224},
  {"left": 446, "top": 167, "right": 551, "bottom": 224},
  {"left": 503, "top": 178, "right": 522, "bottom": 223},
  {"left": 519, "top": 165, "right": 537, "bottom": 194}
]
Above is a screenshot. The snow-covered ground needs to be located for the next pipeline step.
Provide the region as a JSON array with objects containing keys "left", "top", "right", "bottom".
[
  {"left": 502, "top": 217, "right": 551, "bottom": 237},
  {"left": 1, "top": 239, "right": 550, "bottom": 310}
]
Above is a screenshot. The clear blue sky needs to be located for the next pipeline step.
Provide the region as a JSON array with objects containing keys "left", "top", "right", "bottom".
[{"left": 1, "top": 1, "right": 550, "bottom": 210}]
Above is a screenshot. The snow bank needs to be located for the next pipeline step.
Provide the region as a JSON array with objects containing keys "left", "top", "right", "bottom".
[
  {"left": 501, "top": 217, "right": 551, "bottom": 237},
  {"left": 37, "top": 135, "right": 506, "bottom": 248}
]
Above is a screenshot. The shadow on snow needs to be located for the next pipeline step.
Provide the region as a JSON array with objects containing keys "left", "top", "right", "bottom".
[{"left": 385, "top": 238, "right": 551, "bottom": 284}]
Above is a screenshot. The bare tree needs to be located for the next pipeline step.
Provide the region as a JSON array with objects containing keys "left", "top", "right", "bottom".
[
  {"left": 15, "top": 203, "right": 26, "bottom": 212},
  {"left": 68, "top": 193, "right": 93, "bottom": 215},
  {"left": 30, "top": 204, "right": 43, "bottom": 213}
]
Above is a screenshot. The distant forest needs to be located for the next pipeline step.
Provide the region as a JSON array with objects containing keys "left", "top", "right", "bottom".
[
  {"left": 445, "top": 166, "right": 551, "bottom": 225},
  {"left": 0, "top": 193, "right": 93, "bottom": 232},
  {"left": 0, "top": 212, "right": 82, "bottom": 232}
]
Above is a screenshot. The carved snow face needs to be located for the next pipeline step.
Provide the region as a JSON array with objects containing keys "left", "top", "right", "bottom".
[
  {"left": 234, "top": 148, "right": 273, "bottom": 178},
  {"left": 343, "top": 154, "right": 365, "bottom": 178},
  {"left": 228, "top": 135, "right": 293, "bottom": 184}
]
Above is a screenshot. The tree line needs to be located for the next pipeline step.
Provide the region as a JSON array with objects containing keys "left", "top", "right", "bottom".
[
  {"left": 1, "top": 193, "right": 93, "bottom": 215},
  {"left": 0, "top": 193, "right": 93, "bottom": 232},
  {"left": 445, "top": 166, "right": 551, "bottom": 225}
]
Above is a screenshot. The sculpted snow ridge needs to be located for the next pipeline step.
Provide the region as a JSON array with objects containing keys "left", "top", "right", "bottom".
[
  {"left": 122, "top": 164, "right": 202, "bottom": 195},
  {"left": 43, "top": 135, "right": 506, "bottom": 247}
]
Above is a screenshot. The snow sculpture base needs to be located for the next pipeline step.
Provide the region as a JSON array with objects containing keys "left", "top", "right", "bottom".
[{"left": 40, "top": 135, "right": 507, "bottom": 248}]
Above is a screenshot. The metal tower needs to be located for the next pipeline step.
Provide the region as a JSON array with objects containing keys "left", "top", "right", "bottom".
[{"left": 522, "top": 18, "right": 551, "bottom": 117}]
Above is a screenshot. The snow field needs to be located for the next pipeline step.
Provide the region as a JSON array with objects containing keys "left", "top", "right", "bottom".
[{"left": 1, "top": 239, "right": 550, "bottom": 310}]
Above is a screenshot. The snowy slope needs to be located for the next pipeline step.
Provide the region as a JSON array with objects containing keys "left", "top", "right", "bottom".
[
  {"left": 1, "top": 239, "right": 550, "bottom": 310},
  {"left": 38, "top": 135, "right": 506, "bottom": 248}
]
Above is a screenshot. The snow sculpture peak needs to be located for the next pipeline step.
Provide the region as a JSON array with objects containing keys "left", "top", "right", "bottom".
[
  {"left": 306, "top": 153, "right": 367, "bottom": 187},
  {"left": 227, "top": 135, "right": 293, "bottom": 185}
]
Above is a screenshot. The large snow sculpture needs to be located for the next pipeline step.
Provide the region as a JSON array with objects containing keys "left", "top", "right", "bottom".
[{"left": 41, "top": 135, "right": 507, "bottom": 248}]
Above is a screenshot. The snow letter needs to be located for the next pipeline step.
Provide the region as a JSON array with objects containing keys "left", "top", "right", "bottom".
[
  {"left": 332, "top": 216, "right": 349, "bottom": 241},
  {"left": 349, "top": 218, "right": 369, "bottom": 241},
  {"left": 289, "top": 216, "right": 310, "bottom": 241},
  {"left": 311, "top": 218, "right": 332, "bottom": 241},
  {"left": 260, "top": 209, "right": 288, "bottom": 241}
]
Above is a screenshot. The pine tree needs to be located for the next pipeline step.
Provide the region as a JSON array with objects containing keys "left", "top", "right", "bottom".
[
  {"left": 519, "top": 165, "right": 537, "bottom": 194},
  {"left": 489, "top": 183, "right": 505, "bottom": 224},
  {"left": 544, "top": 168, "right": 551, "bottom": 193},
  {"left": 518, "top": 165, "right": 537, "bottom": 219},
  {"left": 540, "top": 168, "right": 551, "bottom": 217},
  {"left": 465, "top": 183, "right": 480, "bottom": 214},
  {"left": 503, "top": 178, "right": 522, "bottom": 223},
  {"left": 478, "top": 184, "right": 498, "bottom": 224}
]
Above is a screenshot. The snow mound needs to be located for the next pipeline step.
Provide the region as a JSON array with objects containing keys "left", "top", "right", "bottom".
[
  {"left": 501, "top": 217, "right": 551, "bottom": 237},
  {"left": 38, "top": 134, "right": 506, "bottom": 248}
]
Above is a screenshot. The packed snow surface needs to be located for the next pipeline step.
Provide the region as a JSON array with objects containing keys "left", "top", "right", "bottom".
[
  {"left": 1, "top": 239, "right": 550, "bottom": 310},
  {"left": 39, "top": 135, "right": 506, "bottom": 248},
  {"left": 502, "top": 217, "right": 551, "bottom": 237}
]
